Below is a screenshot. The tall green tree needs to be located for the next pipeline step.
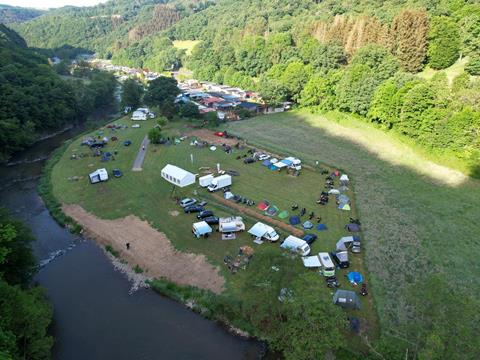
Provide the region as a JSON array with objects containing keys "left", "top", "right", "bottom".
[
  {"left": 144, "top": 76, "right": 180, "bottom": 118},
  {"left": 121, "top": 79, "right": 143, "bottom": 109},
  {"left": 428, "top": 16, "right": 460, "bottom": 69}
]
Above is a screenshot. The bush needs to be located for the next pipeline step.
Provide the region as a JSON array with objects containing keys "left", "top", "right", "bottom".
[{"left": 465, "top": 56, "right": 480, "bottom": 75}]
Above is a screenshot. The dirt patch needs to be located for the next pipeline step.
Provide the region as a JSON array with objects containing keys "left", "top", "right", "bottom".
[
  {"left": 169, "top": 210, "right": 180, "bottom": 216},
  {"left": 211, "top": 194, "right": 305, "bottom": 237},
  {"left": 63, "top": 204, "right": 224, "bottom": 294},
  {"left": 187, "top": 129, "right": 242, "bottom": 147}
]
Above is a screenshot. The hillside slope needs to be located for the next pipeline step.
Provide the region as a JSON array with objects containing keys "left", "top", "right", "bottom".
[{"left": 0, "top": 4, "right": 44, "bottom": 24}]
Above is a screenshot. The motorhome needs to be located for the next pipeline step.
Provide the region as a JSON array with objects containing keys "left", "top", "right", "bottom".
[
  {"left": 318, "top": 252, "right": 336, "bottom": 277},
  {"left": 280, "top": 235, "right": 310, "bottom": 256}
]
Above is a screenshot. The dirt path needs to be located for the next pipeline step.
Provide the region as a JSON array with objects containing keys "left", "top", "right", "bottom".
[
  {"left": 211, "top": 194, "right": 305, "bottom": 237},
  {"left": 187, "top": 129, "right": 241, "bottom": 147},
  {"left": 132, "top": 135, "right": 149, "bottom": 171},
  {"left": 63, "top": 204, "right": 225, "bottom": 294}
]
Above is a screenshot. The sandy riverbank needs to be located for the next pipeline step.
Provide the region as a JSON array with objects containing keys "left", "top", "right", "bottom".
[{"left": 62, "top": 204, "right": 225, "bottom": 294}]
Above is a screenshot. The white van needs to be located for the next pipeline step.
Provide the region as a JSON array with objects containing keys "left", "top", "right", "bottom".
[
  {"left": 318, "top": 252, "right": 335, "bottom": 277},
  {"left": 280, "top": 235, "right": 310, "bottom": 256},
  {"left": 248, "top": 222, "right": 280, "bottom": 242}
]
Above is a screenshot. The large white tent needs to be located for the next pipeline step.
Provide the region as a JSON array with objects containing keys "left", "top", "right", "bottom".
[{"left": 161, "top": 164, "right": 195, "bottom": 187}]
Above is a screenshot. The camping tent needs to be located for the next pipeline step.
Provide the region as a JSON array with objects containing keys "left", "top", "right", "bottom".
[
  {"left": 161, "top": 164, "right": 196, "bottom": 187},
  {"left": 338, "top": 203, "right": 351, "bottom": 211},
  {"left": 265, "top": 205, "right": 279, "bottom": 216},
  {"left": 303, "top": 221, "right": 313, "bottom": 229},
  {"left": 340, "top": 174, "right": 349, "bottom": 184},
  {"left": 289, "top": 216, "right": 301, "bottom": 225},
  {"left": 337, "top": 194, "right": 350, "bottom": 204},
  {"left": 278, "top": 210, "right": 289, "bottom": 219},
  {"left": 347, "top": 272, "right": 363, "bottom": 284},
  {"left": 346, "top": 223, "right": 361, "bottom": 232},
  {"left": 257, "top": 201, "right": 270, "bottom": 211},
  {"left": 328, "top": 189, "right": 340, "bottom": 195},
  {"left": 262, "top": 160, "right": 271, "bottom": 167},
  {"left": 273, "top": 161, "right": 288, "bottom": 169},
  {"left": 333, "top": 290, "right": 361, "bottom": 309},
  {"left": 316, "top": 223, "right": 327, "bottom": 231}
]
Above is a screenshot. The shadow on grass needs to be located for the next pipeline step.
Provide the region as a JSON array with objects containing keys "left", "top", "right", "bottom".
[{"left": 228, "top": 110, "right": 480, "bottom": 347}]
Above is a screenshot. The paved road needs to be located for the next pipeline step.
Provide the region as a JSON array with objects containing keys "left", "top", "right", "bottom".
[{"left": 132, "top": 135, "right": 150, "bottom": 171}]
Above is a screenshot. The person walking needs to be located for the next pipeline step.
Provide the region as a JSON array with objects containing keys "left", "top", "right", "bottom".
[{"left": 126, "top": 243, "right": 130, "bottom": 250}]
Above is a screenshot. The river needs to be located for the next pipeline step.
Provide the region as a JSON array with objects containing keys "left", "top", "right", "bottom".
[{"left": 0, "top": 123, "right": 265, "bottom": 360}]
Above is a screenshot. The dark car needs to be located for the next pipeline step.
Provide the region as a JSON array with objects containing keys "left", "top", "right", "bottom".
[
  {"left": 112, "top": 168, "right": 123, "bottom": 178},
  {"left": 330, "top": 251, "right": 349, "bottom": 269},
  {"left": 303, "top": 233, "right": 318, "bottom": 245},
  {"left": 197, "top": 210, "right": 214, "bottom": 219},
  {"left": 203, "top": 216, "right": 219, "bottom": 225},
  {"left": 184, "top": 205, "right": 204, "bottom": 214},
  {"left": 243, "top": 157, "right": 255, "bottom": 164},
  {"left": 124, "top": 140, "right": 132, "bottom": 146}
]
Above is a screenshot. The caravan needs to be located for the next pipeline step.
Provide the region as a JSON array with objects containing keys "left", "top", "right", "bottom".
[{"left": 89, "top": 168, "right": 108, "bottom": 184}]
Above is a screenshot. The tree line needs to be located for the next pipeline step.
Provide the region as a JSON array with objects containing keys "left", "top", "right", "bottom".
[{"left": 0, "top": 25, "right": 117, "bottom": 161}]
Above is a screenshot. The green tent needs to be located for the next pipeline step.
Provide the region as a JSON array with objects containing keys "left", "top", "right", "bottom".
[{"left": 278, "top": 210, "right": 289, "bottom": 219}]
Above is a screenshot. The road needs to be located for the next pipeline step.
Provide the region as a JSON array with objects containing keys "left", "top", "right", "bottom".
[{"left": 132, "top": 135, "right": 150, "bottom": 171}]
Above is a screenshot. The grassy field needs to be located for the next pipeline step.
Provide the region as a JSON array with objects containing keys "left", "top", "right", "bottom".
[
  {"left": 227, "top": 110, "right": 480, "bottom": 344},
  {"left": 418, "top": 56, "right": 469, "bottom": 84},
  {"left": 50, "top": 115, "right": 379, "bottom": 349},
  {"left": 173, "top": 40, "right": 200, "bottom": 56}
]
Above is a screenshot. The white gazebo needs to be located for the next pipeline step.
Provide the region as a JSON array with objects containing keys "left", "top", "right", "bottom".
[{"left": 161, "top": 164, "right": 195, "bottom": 187}]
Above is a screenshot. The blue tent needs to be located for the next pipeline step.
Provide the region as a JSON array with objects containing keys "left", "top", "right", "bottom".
[
  {"left": 268, "top": 164, "right": 279, "bottom": 171},
  {"left": 303, "top": 221, "right": 314, "bottom": 229},
  {"left": 289, "top": 216, "right": 301, "bottom": 225},
  {"left": 316, "top": 223, "right": 327, "bottom": 231},
  {"left": 347, "top": 272, "right": 363, "bottom": 284},
  {"left": 262, "top": 159, "right": 271, "bottom": 167}
]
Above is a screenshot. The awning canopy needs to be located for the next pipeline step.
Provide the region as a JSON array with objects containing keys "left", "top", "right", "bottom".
[{"left": 302, "top": 255, "right": 321, "bottom": 268}]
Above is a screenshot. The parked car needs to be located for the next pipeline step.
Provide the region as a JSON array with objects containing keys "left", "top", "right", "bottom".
[
  {"left": 184, "top": 205, "right": 204, "bottom": 214},
  {"left": 244, "top": 157, "right": 255, "bottom": 164},
  {"left": 124, "top": 140, "right": 132, "bottom": 146},
  {"left": 197, "top": 210, "right": 214, "bottom": 219},
  {"left": 302, "top": 233, "right": 318, "bottom": 245},
  {"left": 179, "top": 198, "right": 197, "bottom": 208},
  {"left": 258, "top": 154, "right": 270, "bottom": 161},
  {"left": 112, "top": 169, "right": 123, "bottom": 178},
  {"left": 203, "top": 216, "right": 219, "bottom": 225}
]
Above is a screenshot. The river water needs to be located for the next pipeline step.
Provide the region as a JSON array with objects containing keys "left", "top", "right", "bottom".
[{"left": 0, "top": 125, "right": 265, "bottom": 360}]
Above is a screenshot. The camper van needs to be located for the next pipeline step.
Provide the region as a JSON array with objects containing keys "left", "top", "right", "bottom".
[
  {"left": 318, "top": 252, "right": 336, "bottom": 277},
  {"left": 280, "top": 235, "right": 310, "bottom": 256},
  {"left": 207, "top": 175, "right": 232, "bottom": 192},
  {"left": 89, "top": 168, "right": 108, "bottom": 184},
  {"left": 248, "top": 222, "right": 280, "bottom": 242},
  {"left": 192, "top": 221, "right": 212, "bottom": 238}
]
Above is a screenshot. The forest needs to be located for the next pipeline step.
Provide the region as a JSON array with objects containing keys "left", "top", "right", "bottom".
[
  {"left": 0, "top": 25, "right": 117, "bottom": 161},
  {"left": 0, "top": 208, "right": 53, "bottom": 360}
]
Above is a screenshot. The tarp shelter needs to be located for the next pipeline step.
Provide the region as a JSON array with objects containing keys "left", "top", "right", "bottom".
[
  {"left": 289, "top": 216, "right": 301, "bottom": 225},
  {"left": 333, "top": 290, "right": 361, "bottom": 309},
  {"left": 265, "top": 205, "right": 279, "bottom": 216},
  {"left": 278, "top": 210, "right": 289, "bottom": 219},
  {"left": 347, "top": 272, "right": 364, "bottom": 284},
  {"left": 161, "top": 164, "right": 196, "bottom": 187},
  {"left": 262, "top": 160, "right": 271, "bottom": 167},
  {"left": 338, "top": 203, "right": 351, "bottom": 211},
  {"left": 279, "top": 159, "right": 293, "bottom": 166},
  {"left": 336, "top": 236, "right": 355, "bottom": 251},
  {"left": 89, "top": 168, "right": 108, "bottom": 184},
  {"left": 257, "top": 201, "right": 270, "bottom": 211},
  {"left": 329, "top": 189, "right": 340, "bottom": 195},
  {"left": 273, "top": 161, "right": 288, "bottom": 169},
  {"left": 316, "top": 223, "right": 327, "bottom": 231},
  {"left": 302, "top": 255, "right": 321, "bottom": 268},
  {"left": 224, "top": 191, "right": 234, "bottom": 200},
  {"left": 303, "top": 221, "right": 314, "bottom": 229},
  {"left": 346, "top": 223, "right": 361, "bottom": 232}
]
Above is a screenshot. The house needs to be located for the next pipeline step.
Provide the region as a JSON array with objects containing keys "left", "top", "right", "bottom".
[
  {"left": 201, "top": 96, "right": 224, "bottom": 107},
  {"left": 131, "top": 111, "right": 147, "bottom": 121},
  {"left": 89, "top": 168, "right": 108, "bottom": 184},
  {"left": 161, "top": 164, "right": 196, "bottom": 187}
]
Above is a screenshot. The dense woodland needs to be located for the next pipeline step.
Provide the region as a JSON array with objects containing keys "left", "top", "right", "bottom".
[
  {"left": 0, "top": 5, "right": 43, "bottom": 24},
  {"left": 0, "top": 25, "right": 117, "bottom": 161},
  {"left": 0, "top": 208, "right": 53, "bottom": 360}
]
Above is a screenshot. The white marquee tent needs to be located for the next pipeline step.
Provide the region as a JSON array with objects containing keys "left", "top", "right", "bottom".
[{"left": 161, "top": 164, "right": 195, "bottom": 187}]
